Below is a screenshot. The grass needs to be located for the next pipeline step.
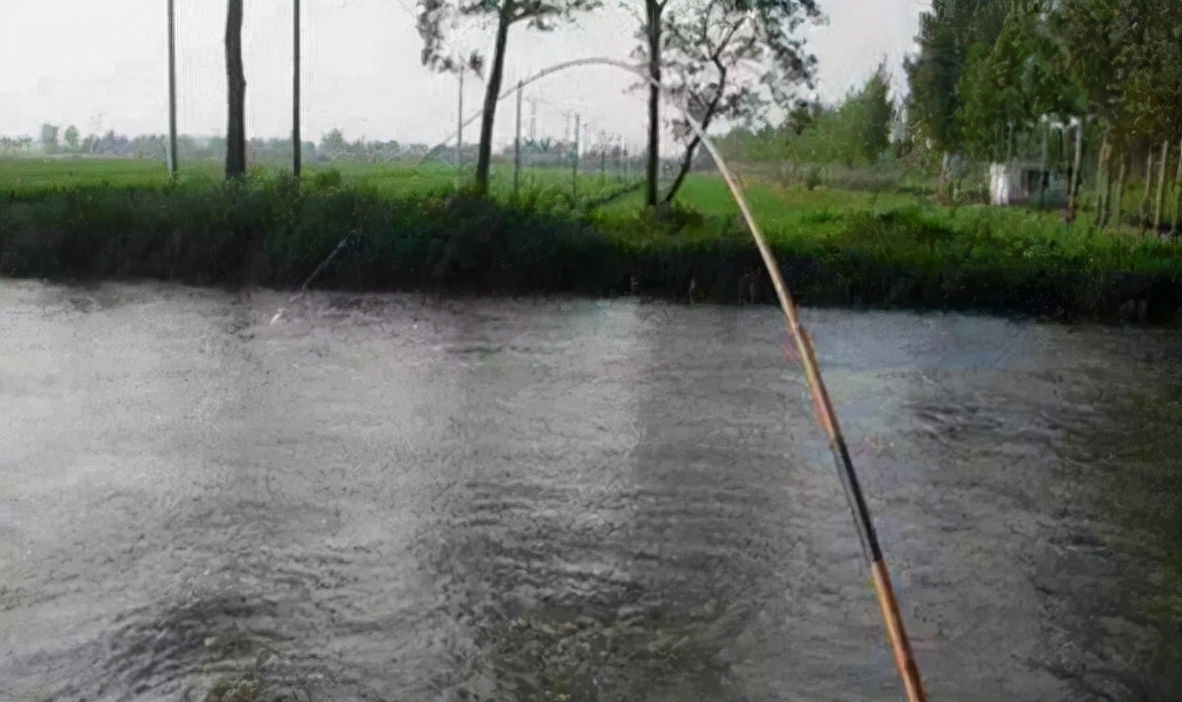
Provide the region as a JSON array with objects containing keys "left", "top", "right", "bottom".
[
  {"left": 0, "top": 156, "right": 640, "bottom": 204},
  {"left": 2, "top": 156, "right": 1180, "bottom": 321}
]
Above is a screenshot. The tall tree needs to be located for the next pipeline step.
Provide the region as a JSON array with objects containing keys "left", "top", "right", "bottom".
[
  {"left": 1050, "top": 0, "right": 1181, "bottom": 221},
  {"left": 416, "top": 0, "right": 601, "bottom": 197},
  {"left": 1110, "top": 0, "right": 1182, "bottom": 146},
  {"left": 957, "top": 2, "right": 1082, "bottom": 163},
  {"left": 63, "top": 125, "right": 79, "bottom": 149},
  {"left": 903, "top": 0, "right": 1008, "bottom": 158},
  {"left": 659, "top": 0, "right": 820, "bottom": 204},
  {"left": 642, "top": 0, "right": 665, "bottom": 207},
  {"left": 852, "top": 61, "right": 892, "bottom": 164},
  {"left": 225, "top": 0, "right": 247, "bottom": 179}
]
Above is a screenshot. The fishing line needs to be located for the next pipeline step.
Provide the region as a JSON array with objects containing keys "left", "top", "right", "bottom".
[
  {"left": 265, "top": 54, "right": 928, "bottom": 701},
  {"left": 504, "top": 56, "right": 929, "bottom": 702},
  {"left": 269, "top": 236, "right": 348, "bottom": 325}
]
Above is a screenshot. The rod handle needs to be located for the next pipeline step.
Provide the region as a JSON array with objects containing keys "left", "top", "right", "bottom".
[{"left": 870, "top": 559, "right": 927, "bottom": 702}]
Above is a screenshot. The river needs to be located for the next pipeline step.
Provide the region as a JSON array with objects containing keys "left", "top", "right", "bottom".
[{"left": 1, "top": 280, "right": 1179, "bottom": 701}]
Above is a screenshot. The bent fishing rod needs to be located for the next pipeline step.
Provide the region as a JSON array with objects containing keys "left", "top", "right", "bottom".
[
  {"left": 415, "top": 56, "right": 930, "bottom": 701},
  {"left": 673, "top": 73, "right": 928, "bottom": 702},
  {"left": 548, "top": 58, "right": 927, "bottom": 701}
]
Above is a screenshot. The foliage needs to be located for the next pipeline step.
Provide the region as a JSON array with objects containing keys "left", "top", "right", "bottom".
[
  {"left": 714, "top": 64, "right": 895, "bottom": 169},
  {"left": 909, "top": 0, "right": 1180, "bottom": 159},
  {"left": 416, "top": 0, "right": 601, "bottom": 195},
  {"left": 844, "top": 62, "right": 893, "bottom": 164},
  {"left": 658, "top": 0, "right": 821, "bottom": 202},
  {"left": 903, "top": 0, "right": 1009, "bottom": 155},
  {"left": 2, "top": 165, "right": 1179, "bottom": 319},
  {"left": 955, "top": 2, "right": 1082, "bottom": 163},
  {"left": 1108, "top": 0, "right": 1182, "bottom": 143}
]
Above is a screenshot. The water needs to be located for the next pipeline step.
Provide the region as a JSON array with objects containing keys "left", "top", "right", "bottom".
[{"left": 1, "top": 280, "right": 1179, "bottom": 702}]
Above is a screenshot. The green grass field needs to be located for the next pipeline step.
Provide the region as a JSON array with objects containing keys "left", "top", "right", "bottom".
[{"left": 0, "top": 156, "right": 639, "bottom": 200}]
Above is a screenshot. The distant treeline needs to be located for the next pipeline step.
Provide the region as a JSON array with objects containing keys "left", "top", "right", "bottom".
[{"left": 0, "top": 125, "right": 450, "bottom": 164}]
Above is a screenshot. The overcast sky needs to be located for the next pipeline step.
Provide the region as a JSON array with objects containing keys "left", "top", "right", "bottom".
[{"left": 0, "top": 0, "right": 927, "bottom": 151}]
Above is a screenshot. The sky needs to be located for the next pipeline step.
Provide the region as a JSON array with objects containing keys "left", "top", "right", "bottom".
[{"left": 0, "top": 0, "right": 927, "bottom": 153}]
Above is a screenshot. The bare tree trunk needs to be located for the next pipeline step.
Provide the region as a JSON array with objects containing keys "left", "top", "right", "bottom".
[
  {"left": 1173, "top": 137, "right": 1182, "bottom": 234},
  {"left": 1113, "top": 154, "right": 1126, "bottom": 229},
  {"left": 224, "top": 0, "right": 246, "bottom": 179},
  {"left": 1037, "top": 121, "right": 1048, "bottom": 208},
  {"left": 1153, "top": 140, "right": 1168, "bottom": 232},
  {"left": 663, "top": 68, "right": 727, "bottom": 205},
  {"left": 1068, "top": 117, "right": 1082, "bottom": 219},
  {"left": 939, "top": 151, "right": 950, "bottom": 201},
  {"left": 292, "top": 0, "right": 301, "bottom": 178},
  {"left": 167, "top": 0, "right": 178, "bottom": 177},
  {"left": 645, "top": 0, "right": 663, "bottom": 208},
  {"left": 1005, "top": 120, "right": 1014, "bottom": 168},
  {"left": 1095, "top": 130, "right": 1110, "bottom": 228},
  {"left": 1139, "top": 151, "right": 1153, "bottom": 231},
  {"left": 474, "top": 2, "right": 513, "bottom": 197}
]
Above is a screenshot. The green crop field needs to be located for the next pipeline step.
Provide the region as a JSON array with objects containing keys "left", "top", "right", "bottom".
[{"left": 3, "top": 154, "right": 1178, "bottom": 278}]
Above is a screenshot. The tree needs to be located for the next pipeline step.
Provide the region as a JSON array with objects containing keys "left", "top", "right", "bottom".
[
  {"left": 64, "top": 125, "right": 80, "bottom": 149},
  {"left": 956, "top": 3, "right": 1082, "bottom": 164},
  {"left": 225, "top": 0, "right": 247, "bottom": 178},
  {"left": 1051, "top": 0, "right": 1180, "bottom": 222},
  {"left": 319, "top": 128, "right": 348, "bottom": 159},
  {"left": 416, "top": 0, "right": 601, "bottom": 197},
  {"left": 642, "top": 0, "right": 665, "bottom": 207},
  {"left": 903, "top": 0, "right": 1008, "bottom": 158},
  {"left": 40, "top": 123, "right": 59, "bottom": 154},
  {"left": 659, "top": 0, "right": 820, "bottom": 203},
  {"left": 851, "top": 61, "right": 892, "bottom": 164},
  {"left": 1110, "top": 0, "right": 1182, "bottom": 145}
]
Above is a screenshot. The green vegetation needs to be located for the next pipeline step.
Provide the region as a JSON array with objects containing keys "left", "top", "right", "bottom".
[
  {"left": 716, "top": 62, "right": 895, "bottom": 170},
  {"left": 3, "top": 158, "right": 1180, "bottom": 322}
]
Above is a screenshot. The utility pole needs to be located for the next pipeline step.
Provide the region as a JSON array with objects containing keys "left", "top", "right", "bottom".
[
  {"left": 167, "top": 0, "right": 178, "bottom": 177},
  {"left": 572, "top": 113, "right": 580, "bottom": 200},
  {"left": 292, "top": 0, "right": 301, "bottom": 177},
  {"left": 514, "top": 80, "right": 523, "bottom": 200},
  {"left": 600, "top": 129, "right": 607, "bottom": 186},
  {"left": 457, "top": 68, "right": 464, "bottom": 182}
]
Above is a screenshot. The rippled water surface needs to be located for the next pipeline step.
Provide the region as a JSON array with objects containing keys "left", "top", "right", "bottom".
[{"left": 1, "top": 280, "right": 1179, "bottom": 702}]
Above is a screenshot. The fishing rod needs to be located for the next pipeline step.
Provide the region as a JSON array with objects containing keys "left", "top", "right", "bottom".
[
  {"left": 489, "top": 56, "right": 928, "bottom": 701},
  {"left": 324, "top": 54, "right": 926, "bottom": 699},
  {"left": 675, "top": 75, "right": 927, "bottom": 702}
]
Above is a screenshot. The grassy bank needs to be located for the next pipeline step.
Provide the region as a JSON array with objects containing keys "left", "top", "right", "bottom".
[{"left": 2, "top": 160, "right": 1181, "bottom": 323}]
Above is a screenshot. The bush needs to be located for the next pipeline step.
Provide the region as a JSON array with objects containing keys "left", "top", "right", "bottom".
[
  {"left": 311, "top": 168, "right": 342, "bottom": 191},
  {"left": 2, "top": 176, "right": 1180, "bottom": 321}
]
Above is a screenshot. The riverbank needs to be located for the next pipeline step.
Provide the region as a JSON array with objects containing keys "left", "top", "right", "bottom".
[{"left": 2, "top": 172, "right": 1180, "bottom": 324}]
